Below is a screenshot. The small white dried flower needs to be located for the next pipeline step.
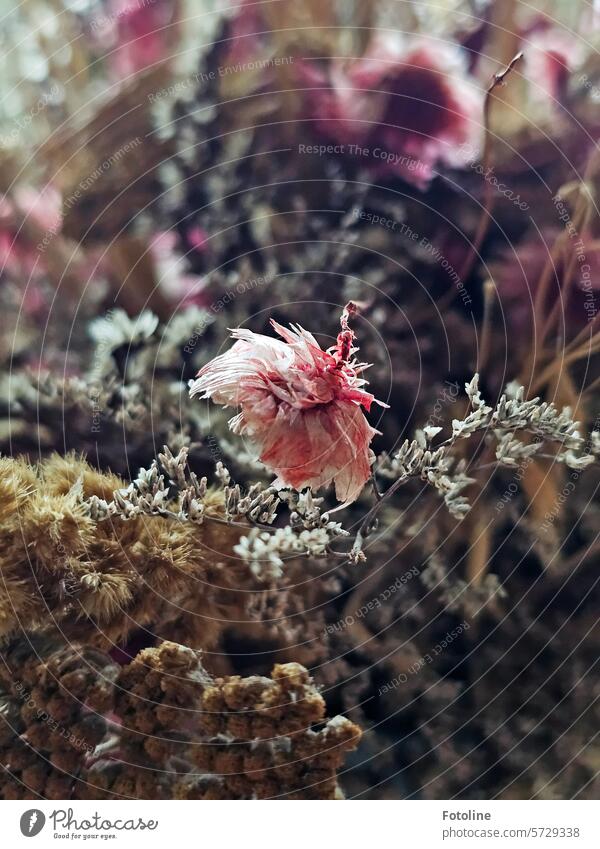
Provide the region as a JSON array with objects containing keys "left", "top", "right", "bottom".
[
  {"left": 89, "top": 308, "right": 159, "bottom": 352},
  {"left": 495, "top": 432, "right": 541, "bottom": 466},
  {"left": 158, "top": 445, "right": 190, "bottom": 489},
  {"left": 215, "top": 462, "right": 231, "bottom": 487},
  {"left": 234, "top": 523, "right": 343, "bottom": 581},
  {"left": 561, "top": 450, "right": 595, "bottom": 471}
]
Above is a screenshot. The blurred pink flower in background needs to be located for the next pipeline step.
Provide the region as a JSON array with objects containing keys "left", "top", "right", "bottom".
[
  {"left": 490, "top": 228, "right": 600, "bottom": 336},
  {"left": 523, "top": 24, "right": 585, "bottom": 104},
  {"left": 299, "top": 36, "right": 484, "bottom": 187},
  {"left": 92, "top": 0, "right": 177, "bottom": 79},
  {"left": 0, "top": 186, "right": 62, "bottom": 282},
  {"left": 218, "top": 0, "right": 268, "bottom": 67},
  {"left": 190, "top": 305, "right": 387, "bottom": 503},
  {"left": 149, "top": 230, "right": 208, "bottom": 305}
]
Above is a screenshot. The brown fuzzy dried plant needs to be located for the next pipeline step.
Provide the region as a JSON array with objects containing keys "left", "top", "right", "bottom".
[
  {"left": 0, "top": 639, "right": 360, "bottom": 800},
  {"left": 0, "top": 453, "right": 260, "bottom": 652}
]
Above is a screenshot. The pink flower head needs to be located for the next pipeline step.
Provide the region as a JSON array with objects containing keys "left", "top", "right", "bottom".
[{"left": 190, "top": 304, "right": 387, "bottom": 504}]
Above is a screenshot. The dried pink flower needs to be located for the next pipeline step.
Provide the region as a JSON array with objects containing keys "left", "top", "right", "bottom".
[{"left": 190, "top": 305, "right": 387, "bottom": 503}]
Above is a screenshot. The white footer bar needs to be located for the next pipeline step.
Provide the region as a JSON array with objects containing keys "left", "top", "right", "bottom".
[{"left": 2, "top": 799, "right": 598, "bottom": 848}]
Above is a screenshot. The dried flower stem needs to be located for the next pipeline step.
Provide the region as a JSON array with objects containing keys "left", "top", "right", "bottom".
[
  {"left": 418, "top": 52, "right": 523, "bottom": 325},
  {"left": 457, "top": 51, "right": 524, "bottom": 286},
  {"left": 477, "top": 279, "right": 497, "bottom": 372}
]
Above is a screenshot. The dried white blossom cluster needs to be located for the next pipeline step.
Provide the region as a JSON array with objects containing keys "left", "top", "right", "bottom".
[
  {"left": 494, "top": 432, "right": 541, "bottom": 467},
  {"left": 231, "top": 489, "right": 350, "bottom": 579},
  {"left": 84, "top": 375, "right": 599, "bottom": 573},
  {"left": 465, "top": 375, "right": 598, "bottom": 470},
  {"left": 377, "top": 375, "right": 599, "bottom": 519},
  {"left": 233, "top": 525, "right": 345, "bottom": 581},
  {"left": 421, "top": 554, "right": 507, "bottom": 617},
  {"left": 225, "top": 481, "right": 280, "bottom": 524},
  {"left": 85, "top": 445, "right": 350, "bottom": 578},
  {"left": 89, "top": 309, "right": 159, "bottom": 354},
  {"left": 4, "top": 305, "right": 217, "bottom": 450},
  {"left": 379, "top": 436, "right": 474, "bottom": 518},
  {"left": 282, "top": 489, "right": 348, "bottom": 535},
  {"left": 85, "top": 445, "right": 279, "bottom": 526},
  {"left": 86, "top": 450, "right": 182, "bottom": 521}
]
